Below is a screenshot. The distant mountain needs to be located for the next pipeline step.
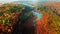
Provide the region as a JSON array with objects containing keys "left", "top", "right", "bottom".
[
  {"left": 11, "top": 1, "right": 38, "bottom": 7},
  {"left": 11, "top": 1, "right": 33, "bottom": 4}
]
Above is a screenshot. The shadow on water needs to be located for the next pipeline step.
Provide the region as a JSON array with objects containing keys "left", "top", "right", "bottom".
[{"left": 12, "top": 5, "right": 35, "bottom": 34}]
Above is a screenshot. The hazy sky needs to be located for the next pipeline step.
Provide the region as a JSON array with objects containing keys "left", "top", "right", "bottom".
[
  {"left": 0, "top": 0, "right": 60, "bottom": 2},
  {"left": 0, "top": 0, "right": 18, "bottom": 2},
  {"left": 38, "top": 0, "right": 60, "bottom": 2},
  {"left": 0, "top": 0, "right": 37, "bottom": 2}
]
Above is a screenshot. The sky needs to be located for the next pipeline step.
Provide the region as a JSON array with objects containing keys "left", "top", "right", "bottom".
[
  {"left": 0, "top": 0, "right": 60, "bottom": 2},
  {"left": 38, "top": 0, "right": 60, "bottom": 2},
  {"left": 0, "top": 0, "right": 18, "bottom": 2},
  {"left": 0, "top": 0, "right": 37, "bottom": 2}
]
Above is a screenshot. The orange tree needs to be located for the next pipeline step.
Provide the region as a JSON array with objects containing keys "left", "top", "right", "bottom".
[{"left": 35, "top": 4, "right": 60, "bottom": 34}]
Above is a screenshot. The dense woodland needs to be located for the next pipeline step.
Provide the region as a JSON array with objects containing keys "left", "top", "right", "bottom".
[{"left": 0, "top": 2, "right": 60, "bottom": 34}]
